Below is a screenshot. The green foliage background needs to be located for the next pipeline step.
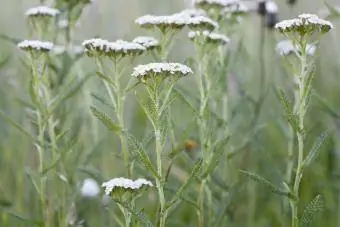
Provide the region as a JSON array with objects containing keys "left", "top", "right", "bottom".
[{"left": 1, "top": 0, "right": 340, "bottom": 226}]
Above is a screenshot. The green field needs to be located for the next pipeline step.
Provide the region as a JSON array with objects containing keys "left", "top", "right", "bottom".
[{"left": 1, "top": 0, "right": 340, "bottom": 226}]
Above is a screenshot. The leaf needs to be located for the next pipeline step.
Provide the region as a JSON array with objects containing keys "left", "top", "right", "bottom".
[
  {"left": 166, "top": 159, "right": 203, "bottom": 210},
  {"left": 96, "top": 71, "right": 115, "bottom": 87},
  {"left": 112, "top": 199, "right": 154, "bottom": 227},
  {"left": 126, "top": 133, "right": 161, "bottom": 180},
  {"left": 300, "top": 194, "right": 324, "bottom": 227},
  {"left": 239, "top": 170, "right": 297, "bottom": 201},
  {"left": 91, "top": 92, "right": 114, "bottom": 109},
  {"left": 172, "top": 87, "right": 198, "bottom": 118},
  {"left": 202, "top": 135, "right": 230, "bottom": 179},
  {"left": 303, "top": 132, "right": 328, "bottom": 167},
  {"left": 90, "top": 106, "right": 121, "bottom": 133},
  {"left": 0, "top": 110, "right": 36, "bottom": 142},
  {"left": 277, "top": 89, "right": 301, "bottom": 133}
]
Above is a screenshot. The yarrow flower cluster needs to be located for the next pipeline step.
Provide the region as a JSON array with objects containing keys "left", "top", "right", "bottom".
[
  {"left": 25, "top": 6, "right": 60, "bottom": 18},
  {"left": 193, "top": 0, "right": 240, "bottom": 9},
  {"left": 132, "top": 36, "right": 159, "bottom": 50},
  {"left": 132, "top": 63, "right": 193, "bottom": 82},
  {"left": 82, "top": 38, "right": 146, "bottom": 58},
  {"left": 135, "top": 14, "right": 188, "bottom": 31},
  {"left": 18, "top": 40, "right": 54, "bottom": 52},
  {"left": 275, "top": 40, "right": 316, "bottom": 56},
  {"left": 179, "top": 8, "right": 207, "bottom": 17},
  {"left": 102, "top": 177, "right": 153, "bottom": 196},
  {"left": 275, "top": 13, "right": 334, "bottom": 36},
  {"left": 186, "top": 15, "right": 219, "bottom": 31},
  {"left": 135, "top": 13, "right": 218, "bottom": 32},
  {"left": 188, "top": 30, "right": 230, "bottom": 45}
]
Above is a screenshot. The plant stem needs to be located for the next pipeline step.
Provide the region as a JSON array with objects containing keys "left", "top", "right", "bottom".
[
  {"left": 290, "top": 41, "right": 308, "bottom": 227},
  {"left": 31, "top": 57, "right": 50, "bottom": 227}
]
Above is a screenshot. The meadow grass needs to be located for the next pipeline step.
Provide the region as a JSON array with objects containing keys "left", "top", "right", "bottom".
[{"left": 0, "top": 0, "right": 340, "bottom": 227}]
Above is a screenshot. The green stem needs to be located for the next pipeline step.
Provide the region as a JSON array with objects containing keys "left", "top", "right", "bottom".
[
  {"left": 198, "top": 180, "right": 206, "bottom": 227},
  {"left": 291, "top": 41, "right": 308, "bottom": 227}
]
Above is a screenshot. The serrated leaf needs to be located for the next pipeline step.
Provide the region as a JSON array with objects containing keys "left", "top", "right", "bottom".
[
  {"left": 239, "top": 170, "right": 296, "bottom": 200},
  {"left": 96, "top": 71, "right": 115, "bottom": 87},
  {"left": 277, "top": 89, "right": 301, "bottom": 133},
  {"left": 126, "top": 133, "right": 161, "bottom": 180},
  {"left": 303, "top": 132, "right": 328, "bottom": 167},
  {"left": 202, "top": 135, "right": 230, "bottom": 179},
  {"left": 90, "top": 106, "right": 121, "bottom": 132},
  {"left": 112, "top": 199, "right": 154, "bottom": 227},
  {"left": 166, "top": 159, "right": 203, "bottom": 210},
  {"left": 300, "top": 194, "right": 324, "bottom": 227},
  {"left": 91, "top": 92, "right": 114, "bottom": 109}
]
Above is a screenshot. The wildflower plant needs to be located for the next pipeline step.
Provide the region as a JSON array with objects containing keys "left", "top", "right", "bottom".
[
  {"left": 132, "top": 62, "right": 193, "bottom": 226},
  {"left": 83, "top": 38, "right": 146, "bottom": 178},
  {"left": 102, "top": 177, "right": 153, "bottom": 226},
  {"left": 25, "top": 6, "right": 60, "bottom": 39},
  {"left": 274, "top": 14, "right": 334, "bottom": 227}
]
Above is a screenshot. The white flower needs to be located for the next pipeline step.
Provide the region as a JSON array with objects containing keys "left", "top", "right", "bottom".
[
  {"left": 275, "top": 13, "right": 334, "bottom": 35},
  {"left": 132, "top": 36, "right": 159, "bottom": 50},
  {"left": 179, "top": 8, "right": 207, "bottom": 17},
  {"left": 135, "top": 14, "right": 188, "bottom": 30},
  {"left": 81, "top": 178, "right": 100, "bottom": 197},
  {"left": 17, "top": 40, "right": 54, "bottom": 52},
  {"left": 186, "top": 16, "right": 219, "bottom": 31},
  {"left": 25, "top": 6, "right": 60, "bottom": 17},
  {"left": 83, "top": 38, "right": 145, "bottom": 58},
  {"left": 193, "top": 0, "right": 240, "bottom": 9},
  {"left": 105, "top": 40, "right": 146, "bottom": 57},
  {"left": 82, "top": 38, "right": 110, "bottom": 55},
  {"left": 265, "top": 1, "right": 278, "bottom": 14},
  {"left": 276, "top": 40, "right": 316, "bottom": 56},
  {"left": 132, "top": 63, "right": 193, "bottom": 81},
  {"left": 102, "top": 177, "right": 153, "bottom": 195},
  {"left": 188, "top": 30, "right": 230, "bottom": 45}
]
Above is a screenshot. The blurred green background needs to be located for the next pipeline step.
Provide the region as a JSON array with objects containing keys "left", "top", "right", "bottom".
[{"left": 1, "top": 0, "right": 340, "bottom": 227}]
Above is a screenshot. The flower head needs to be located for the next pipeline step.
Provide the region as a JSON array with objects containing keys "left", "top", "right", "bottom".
[
  {"left": 135, "top": 14, "right": 188, "bottom": 32},
  {"left": 82, "top": 38, "right": 110, "bottom": 57},
  {"left": 186, "top": 16, "right": 219, "bottom": 31},
  {"left": 179, "top": 8, "right": 207, "bottom": 17},
  {"left": 105, "top": 40, "right": 146, "bottom": 58},
  {"left": 132, "top": 63, "right": 193, "bottom": 82},
  {"left": 18, "top": 40, "right": 54, "bottom": 52},
  {"left": 102, "top": 177, "right": 153, "bottom": 196},
  {"left": 276, "top": 40, "right": 316, "bottom": 56},
  {"left": 275, "top": 13, "right": 334, "bottom": 36},
  {"left": 82, "top": 38, "right": 145, "bottom": 58},
  {"left": 25, "top": 6, "right": 60, "bottom": 18},
  {"left": 188, "top": 30, "right": 230, "bottom": 45},
  {"left": 193, "top": 0, "right": 239, "bottom": 10},
  {"left": 132, "top": 36, "right": 159, "bottom": 50},
  {"left": 81, "top": 178, "right": 100, "bottom": 197}
]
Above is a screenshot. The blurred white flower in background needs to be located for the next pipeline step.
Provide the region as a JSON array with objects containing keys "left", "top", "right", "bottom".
[{"left": 81, "top": 178, "right": 100, "bottom": 197}]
